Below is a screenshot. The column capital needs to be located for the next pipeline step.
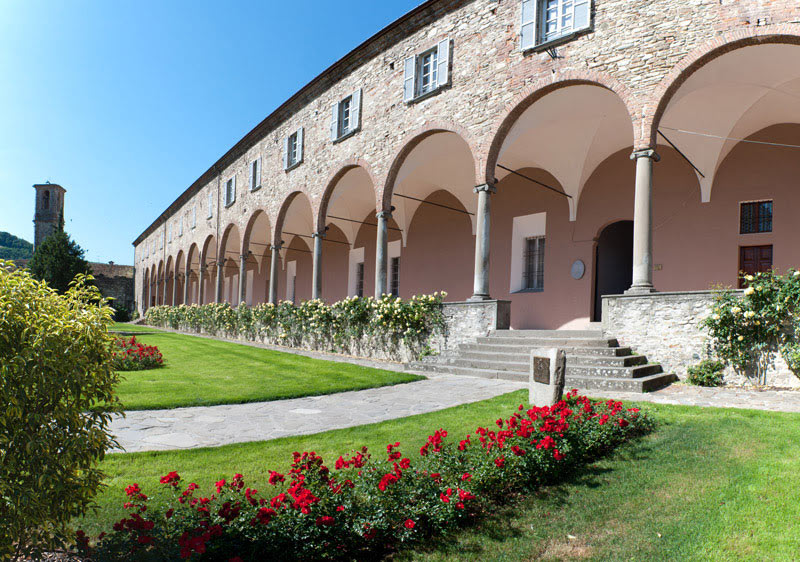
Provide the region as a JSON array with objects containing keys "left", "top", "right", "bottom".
[
  {"left": 376, "top": 209, "right": 393, "bottom": 220},
  {"left": 473, "top": 183, "right": 497, "bottom": 194},
  {"left": 216, "top": 260, "right": 225, "bottom": 267},
  {"left": 311, "top": 228, "right": 328, "bottom": 239},
  {"left": 239, "top": 253, "right": 250, "bottom": 261},
  {"left": 630, "top": 148, "right": 660, "bottom": 162},
  {"left": 270, "top": 241, "right": 284, "bottom": 251}
]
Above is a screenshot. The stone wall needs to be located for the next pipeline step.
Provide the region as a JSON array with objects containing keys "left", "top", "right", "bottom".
[
  {"left": 435, "top": 299, "right": 511, "bottom": 350},
  {"left": 602, "top": 291, "right": 799, "bottom": 388}
]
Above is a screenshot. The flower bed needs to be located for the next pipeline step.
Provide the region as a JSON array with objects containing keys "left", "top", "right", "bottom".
[
  {"left": 111, "top": 335, "right": 164, "bottom": 371},
  {"left": 75, "top": 392, "right": 652, "bottom": 560},
  {"left": 143, "top": 293, "right": 446, "bottom": 362}
]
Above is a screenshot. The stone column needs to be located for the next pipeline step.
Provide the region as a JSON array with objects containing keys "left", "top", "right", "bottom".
[
  {"left": 311, "top": 231, "right": 325, "bottom": 300},
  {"left": 628, "top": 149, "right": 660, "bottom": 293},
  {"left": 182, "top": 270, "right": 190, "bottom": 305},
  {"left": 199, "top": 265, "right": 207, "bottom": 305},
  {"left": 171, "top": 273, "right": 177, "bottom": 306},
  {"left": 239, "top": 253, "right": 248, "bottom": 306},
  {"left": 268, "top": 242, "right": 282, "bottom": 304},
  {"left": 469, "top": 183, "right": 496, "bottom": 301},
  {"left": 160, "top": 275, "right": 166, "bottom": 306},
  {"left": 215, "top": 260, "right": 224, "bottom": 303},
  {"left": 374, "top": 210, "right": 391, "bottom": 298}
]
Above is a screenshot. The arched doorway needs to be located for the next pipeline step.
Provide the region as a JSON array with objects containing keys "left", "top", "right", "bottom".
[{"left": 593, "top": 220, "right": 633, "bottom": 321}]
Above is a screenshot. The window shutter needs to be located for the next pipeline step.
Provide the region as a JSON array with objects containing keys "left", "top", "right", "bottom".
[
  {"left": 351, "top": 88, "right": 362, "bottom": 131},
  {"left": 296, "top": 127, "right": 304, "bottom": 164},
  {"left": 520, "top": 0, "right": 538, "bottom": 50},
  {"left": 283, "top": 135, "right": 290, "bottom": 169},
  {"left": 403, "top": 56, "right": 416, "bottom": 102},
  {"left": 436, "top": 39, "right": 450, "bottom": 87},
  {"left": 330, "top": 102, "right": 340, "bottom": 141},
  {"left": 573, "top": 0, "right": 590, "bottom": 32},
  {"left": 256, "top": 157, "right": 261, "bottom": 188},
  {"left": 208, "top": 191, "right": 213, "bottom": 217},
  {"left": 248, "top": 160, "right": 254, "bottom": 190},
  {"left": 232, "top": 175, "right": 236, "bottom": 202}
]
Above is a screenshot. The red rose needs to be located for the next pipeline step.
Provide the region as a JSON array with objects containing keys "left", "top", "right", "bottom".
[{"left": 404, "top": 519, "right": 415, "bottom": 529}]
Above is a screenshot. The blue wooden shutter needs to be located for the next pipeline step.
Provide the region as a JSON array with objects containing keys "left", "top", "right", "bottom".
[
  {"left": 436, "top": 39, "right": 450, "bottom": 87},
  {"left": 573, "top": 0, "right": 590, "bottom": 32},
  {"left": 403, "top": 56, "right": 416, "bottom": 102},
  {"left": 296, "top": 127, "right": 304, "bottom": 164},
  {"left": 351, "top": 88, "right": 362, "bottom": 132},
  {"left": 520, "top": 0, "right": 538, "bottom": 50}
]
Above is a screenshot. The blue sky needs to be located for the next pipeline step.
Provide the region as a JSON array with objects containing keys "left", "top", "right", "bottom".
[{"left": 0, "top": 0, "right": 423, "bottom": 263}]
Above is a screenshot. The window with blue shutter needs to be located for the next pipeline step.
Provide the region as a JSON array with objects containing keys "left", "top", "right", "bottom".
[
  {"left": 403, "top": 39, "right": 451, "bottom": 103},
  {"left": 250, "top": 157, "right": 261, "bottom": 191},
  {"left": 331, "top": 89, "right": 363, "bottom": 142},
  {"left": 521, "top": 0, "right": 592, "bottom": 51},
  {"left": 285, "top": 128, "right": 304, "bottom": 170}
]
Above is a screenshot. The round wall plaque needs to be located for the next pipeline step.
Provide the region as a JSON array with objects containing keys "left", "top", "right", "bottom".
[{"left": 570, "top": 259, "right": 585, "bottom": 280}]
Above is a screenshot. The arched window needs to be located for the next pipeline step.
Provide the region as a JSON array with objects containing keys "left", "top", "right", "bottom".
[{"left": 43, "top": 190, "right": 50, "bottom": 210}]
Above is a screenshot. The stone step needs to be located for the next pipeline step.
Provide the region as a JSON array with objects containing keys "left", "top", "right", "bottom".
[
  {"left": 491, "top": 329, "right": 604, "bottom": 338},
  {"left": 565, "top": 363, "right": 663, "bottom": 379},
  {"left": 477, "top": 336, "right": 619, "bottom": 347},
  {"left": 565, "top": 372, "right": 678, "bottom": 393},
  {"left": 456, "top": 350, "right": 646, "bottom": 366},
  {"left": 458, "top": 343, "right": 633, "bottom": 357}
]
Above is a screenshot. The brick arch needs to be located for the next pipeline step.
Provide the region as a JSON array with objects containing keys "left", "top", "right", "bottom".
[
  {"left": 644, "top": 27, "right": 800, "bottom": 147},
  {"left": 242, "top": 209, "right": 273, "bottom": 255},
  {"left": 380, "top": 120, "right": 482, "bottom": 210},
  {"left": 317, "top": 158, "right": 380, "bottom": 230},
  {"left": 273, "top": 190, "right": 313, "bottom": 246},
  {"left": 483, "top": 70, "right": 639, "bottom": 185}
]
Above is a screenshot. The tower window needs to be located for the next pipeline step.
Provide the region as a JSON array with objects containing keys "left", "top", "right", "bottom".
[
  {"left": 43, "top": 190, "right": 50, "bottom": 210},
  {"left": 523, "top": 236, "right": 545, "bottom": 291},
  {"left": 740, "top": 200, "right": 772, "bottom": 234}
]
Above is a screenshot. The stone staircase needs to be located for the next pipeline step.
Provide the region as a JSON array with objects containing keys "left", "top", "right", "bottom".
[{"left": 411, "top": 330, "right": 677, "bottom": 392}]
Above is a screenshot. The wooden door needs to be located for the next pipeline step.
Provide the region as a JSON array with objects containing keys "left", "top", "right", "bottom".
[{"left": 739, "top": 245, "right": 773, "bottom": 287}]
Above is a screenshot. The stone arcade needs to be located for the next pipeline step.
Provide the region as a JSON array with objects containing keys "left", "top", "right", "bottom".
[{"left": 133, "top": 0, "right": 800, "bottom": 386}]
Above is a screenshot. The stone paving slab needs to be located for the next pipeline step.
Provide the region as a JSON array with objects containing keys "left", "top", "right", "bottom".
[
  {"left": 110, "top": 374, "right": 525, "bottom": 453},
  {"left": 584, "top": 384, "right": 800, "bottom": 413}
]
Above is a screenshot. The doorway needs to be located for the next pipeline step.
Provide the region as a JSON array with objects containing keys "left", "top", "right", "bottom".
[{"left": 593, "top": 220, "right": 633, "bottom": 321}]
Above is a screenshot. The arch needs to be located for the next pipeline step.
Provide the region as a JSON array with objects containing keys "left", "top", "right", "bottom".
[
  {"left": 185, "top": 243, "right": 201, "bottom": 305},
  {"left": 381, "top": 121, "right": 482, "bottom": 211},
  {"left": 175, "top": 250, "right": 186, "bottom": 305},
  {"left": 156, "top": 260, "right": 165, "bottom": 306},
  {"left": 648, "top": 34, "right": 800, "bottom": 201},
  {"left": 241, "top": 210, "right": 273, "bottom": 305},
  {"left": 646, "top": 29, "right": 800, "bottom": 147},
  {"left": 484, "top": 71, "right": 639, "bottom": 186},
  {"left": 142, "top": 267, "right": 151, "bottom": 311},
  {"left": 219, "top": 224, "right": 242, "bottom": 305},
  {"left": 318, "top": 159, "right": 380, "bottom": 230},
  {"left": 201, "top": 235, "right": 218, "bottom": 305},
  {"left": 318, "top": 164, "right": 379, "bottom": 246},
  {"left": 242, "top": 209, "right": 273, "bottom": 255},
  {"left": 274, "top": 191, "right": 315, "bottom": 245}
]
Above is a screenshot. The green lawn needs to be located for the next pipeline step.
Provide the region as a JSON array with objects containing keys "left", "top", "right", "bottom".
[
  {"left": 109, "top": 323, "right": 423, "bottom": 410},
  {"left": 79, "top": 391, "right": 800, "bottom": 560}
]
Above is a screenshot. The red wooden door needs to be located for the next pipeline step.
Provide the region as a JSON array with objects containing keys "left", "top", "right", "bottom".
[{"left": 739, "top": 245, "right": 773, "bottom": 287}]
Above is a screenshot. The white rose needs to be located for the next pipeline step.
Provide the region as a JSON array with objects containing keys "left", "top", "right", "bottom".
[{"left": 744, "top": 287, "right": 755, "bottom": 296}]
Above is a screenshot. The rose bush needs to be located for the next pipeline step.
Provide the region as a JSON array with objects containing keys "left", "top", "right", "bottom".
[
  {"left": 144, "top": 293, "right": 446, "bottom": 361},
  {"left": 704, "top": 270, "right": 800, "bottom": 384},
  {"left": 111, "top": 336, "right": 164, "bottom": 371},
  {"left": 75, "top": 391, "right": 652, "bottom": 561}
]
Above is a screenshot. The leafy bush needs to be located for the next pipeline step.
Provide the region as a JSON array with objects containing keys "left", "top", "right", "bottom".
[
  {"left": 704, "top": 270, "right": 800, "bottom": 384},
  {"left": 113, "top": 305, "right": 132, "bottom": 323},
  {"left": 75, "top": 392, "right": 652, "bottom": 560},
  {"left": 686, "top": 359, "right": 725, "bottom": 387},
  {"left": 0, "top": 260, "right": 121, "bottom": 560},
  {"left": 144, "top": 293, "right": 446, "bottom": 361},
  {"left": 111, "top": 336, "right": 164, "bottom": 371}
]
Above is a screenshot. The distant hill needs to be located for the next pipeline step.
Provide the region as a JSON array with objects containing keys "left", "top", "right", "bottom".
[{"left": 0, "top": 232, "right": 34, "bottom": 260}]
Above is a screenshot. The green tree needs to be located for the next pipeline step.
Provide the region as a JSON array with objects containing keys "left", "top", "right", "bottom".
[
  {"left": 0, "top": 261, "right": 121, "bottom": 560},
  {"left": 27, "top": 220, "right": 91, "bottom": 293}
]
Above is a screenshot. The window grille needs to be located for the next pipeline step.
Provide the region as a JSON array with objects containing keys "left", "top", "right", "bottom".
[
  {"left": 740, "top": 201, "right": 772, "bottom": 234},
  {"left": 356, "top": 262, "right": 364, "bottom": 297},
  {"left": 523, "top": 236, "right": 545, "bottom": 291},
  {"left": 390, "top": 257, "right": 400, "bottom": 297}
]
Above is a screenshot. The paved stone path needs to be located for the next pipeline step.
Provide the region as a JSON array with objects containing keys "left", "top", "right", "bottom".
[
  {"left": 110, "top": 374, "right": 525, "bottom": 453},
  {"left": 586, "top": 383, "right": 800, "bottom": 413}
]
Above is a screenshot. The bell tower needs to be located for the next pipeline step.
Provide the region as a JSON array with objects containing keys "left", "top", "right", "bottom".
[{"left": 33, "top": 182, "right": 66, "bottom": 250}]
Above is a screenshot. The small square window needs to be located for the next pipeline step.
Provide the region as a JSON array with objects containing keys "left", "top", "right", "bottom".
[
  {"left": 250, "top": 158, "right": 261, "bottom": 191},
  {"left": 287, "top": 132, "right": 300, "bottom": 168},
  {"left": 524, "top": 236, "right": 545, "bottom": 291},
  {"left": 225, "top": 177, "right": 236, "bottom": 207},
  {"left": 740, "top": 201, "right": 772, "bottom": 234}
]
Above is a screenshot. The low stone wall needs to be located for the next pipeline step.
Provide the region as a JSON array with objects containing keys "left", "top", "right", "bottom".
[
  {"left": 602, "top": 290, "right": 799, "bottom": 388},
  {"left": 435, "top": 300, "right": 511, "bottom": 350}
]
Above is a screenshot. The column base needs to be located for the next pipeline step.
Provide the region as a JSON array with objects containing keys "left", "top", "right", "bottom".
[
  {"left": 467, "top": 293, "right": 492, "bottom": 302},
  {"left": 624, "top": 285, "right": 657, "bottom": 295}
]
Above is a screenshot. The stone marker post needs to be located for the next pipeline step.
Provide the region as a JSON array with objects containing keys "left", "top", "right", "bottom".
[{"left": 530, "top": 348, "right": 566, "bottom": 407}]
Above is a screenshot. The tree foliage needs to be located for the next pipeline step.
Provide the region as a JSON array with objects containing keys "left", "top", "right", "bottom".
[
  {"left": 27, "top": 226, "right": 91, "bottom": 293},
  {"left": 0, "top": 232, "right": 33, "bottom": 260},
  {"left": 0, "top": 261, "right": 121, "bottom": 560}
]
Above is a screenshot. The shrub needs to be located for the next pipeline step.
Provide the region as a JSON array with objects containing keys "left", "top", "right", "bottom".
[
  {"left": 0, "top": 260, "right": 121, "bottom": 560},
  {"left": 75, "top": 392, "right": 652, "bottom": 561},
  {"left": 687, "top": 359, "right": 725, "bottom": 387},
  {"left": 144, "top": 293, "right": 447, "bottom": 361},
  {"left": 113, "top": 305, "right": 132, "bottom": 323},
  {"left": 704, "top": 270, "right": 800, "bottom": 384},
  {"left": 111, "top": 336, "right": 164, "bottom": 371}
]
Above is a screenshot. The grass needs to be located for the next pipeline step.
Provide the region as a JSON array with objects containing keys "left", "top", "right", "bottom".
[
  {"left": 109, "top": 323, "right": 423, "bottom": 410},
  {"left": 79, "top": 391, "right": 800, "bottom": 560}
]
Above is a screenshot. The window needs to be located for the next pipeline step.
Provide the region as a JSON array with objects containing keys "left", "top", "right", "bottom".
[
  {"left": 740, "top": 200, "right": 772, "bottom": 234},
  {"left": 331, "top": 89, "right": 362, "bottom": 141},
  {"left": 390, "top": 257, "right": 400, "bottom": 297},
  {"left": 192, "top": 205, "right": 197, "bottom": 228},
  {"left": 249, "top": 157, "right": 261, "bottom": 191},
  {"left": 207, "top": 191, "right": 214, "bottom": 219},
  {"left": 168, "top": 224, "right": 172, "bottom": 243},
  {"left": 160, "top": 231, "right": 164, "bottom": 249},
  {"left": 355, "top": 262, "right": 365, "bottom": 298},
  {"left": 283, "top": 128, "right": 304, "bottom": 170},
  {"left": 403, "top": 39, "right": 450, "bottom": 102},
  {"left": 225, "top": 176, "right": 236, "bottom": 206},
  {"left": 43, "top": 190, "right": 50, "bottom": 210},
  {"left": 523, "top": 236, "right": 545, "bottom": 291},
  {"left": 739, "top": 245, "right": 773, "bottom": 288},
  {"left": 520, "top": 0, "right": 591, "bottom": 51},
  {"left": 179, "top": 216, "right": 184, "bottom": 237}
]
